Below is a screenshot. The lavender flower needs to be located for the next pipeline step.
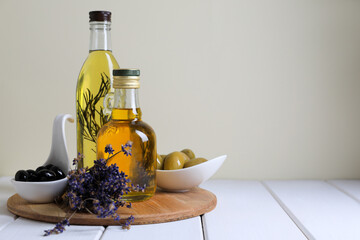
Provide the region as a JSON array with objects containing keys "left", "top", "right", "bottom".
[
  {"left": 123, "top": 215, "right": 135, "bottom": 230},
  {"left": 131, "top": 183, "right": 146, "bottom": 192},
  {"left": 122, "top": 141, "right": 133, "bottom": 156},
  {"left": 44, "top": 219, "right": 70, "bottom": 236},
  {"left": 72, "top": 153, "right": 84, "bottom": 166},
  {"left": 105, "top": 144, "right": 115, "bottom": 155}
]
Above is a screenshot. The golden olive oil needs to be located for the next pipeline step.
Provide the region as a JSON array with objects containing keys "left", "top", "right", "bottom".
[
  {"left": 76, "top": 50, "right": 119, "bottom": 168},
  {"left": 97, "top": 108, "right": 157, "bottom": 202}
]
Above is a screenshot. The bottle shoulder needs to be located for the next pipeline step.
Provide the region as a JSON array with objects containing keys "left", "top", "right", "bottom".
[
  {"left": 80, "top": 51, "right": 119, "bottom": 69},
  {"left": 131, "top": 120, "right": 156, "bottom": 135},
  {"left": 76, "top": 50, "right": 119, "bottom": 90},
  {"left": 98, "top": 120, "right": 156, "bottom": 140},
  {"left": 88, "top": 50, "right": 118, "bottom": 59}
]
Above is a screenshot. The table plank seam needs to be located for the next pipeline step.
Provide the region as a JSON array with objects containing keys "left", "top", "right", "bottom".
[
  {"left": 98, "top": 226, "right": 106, "bottom": 240},
  {"left": 97, "top": 226, "right": 107, "bottom": 240},
  {"left": 200, "top": 215, "right": 206, "bottom": 240},
  {"left": 0, "top": 220, "right": 13, "bottom": 232},
  {"left": 325, "top": 180, "right": 360, "bottom": 204},
  {"left": 261, "top": 181, "right": 312, "bottom": 240}
]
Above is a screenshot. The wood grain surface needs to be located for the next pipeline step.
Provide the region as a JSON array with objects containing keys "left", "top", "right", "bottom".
[{"left": 7, "top": 187, "right": 216, "bottom": 225}]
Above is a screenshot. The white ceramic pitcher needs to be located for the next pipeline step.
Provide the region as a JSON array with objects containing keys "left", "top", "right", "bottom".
[{"left": 43, "top": 114, "right": 74, "bottom": 173}]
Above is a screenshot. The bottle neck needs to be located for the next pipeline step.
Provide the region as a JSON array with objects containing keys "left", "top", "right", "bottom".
[
  {"left": 89, "top": 21, "right": 112, "bottom": 52},
  {"left": 111, "top": 89, "right": 142, "bottom": 121}
]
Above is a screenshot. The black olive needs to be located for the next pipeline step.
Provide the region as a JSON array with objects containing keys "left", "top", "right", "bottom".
[
  {"left": 45, "top": 164, "right": 55, "bottom": 169},
  {"left": 50, "top": 166, "right": 66, "bottom": 179},
  {"left": 15, "top": 170, "right": 29, "bottom": 181},
  {"left": 37, "top": 169, "right": 57, "bottom": 181},
  {"left": 26, "top": 169, "right": 39, "bottom": 182},
  {"left": 36, "top": 166, "right": 47, "bottom": 172}
]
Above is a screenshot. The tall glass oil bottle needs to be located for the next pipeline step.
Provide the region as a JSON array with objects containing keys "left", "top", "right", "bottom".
[
  {"left": 76, "top": 11, "right": 120, "bottom": 168},
  {"left": 97, "top": 69, "right": 157, "bottom": 202}
]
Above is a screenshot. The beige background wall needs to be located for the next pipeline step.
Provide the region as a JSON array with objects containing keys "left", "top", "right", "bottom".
[{"left": 1, "top": 0, "right": 360, "bottom": 179}]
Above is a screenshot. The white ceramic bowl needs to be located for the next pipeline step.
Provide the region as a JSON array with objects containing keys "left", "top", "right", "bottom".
[
  {"left": 11, "top": 178, "right": 68, "bottom": 203},
  {"left": 156, "top": 155, "right": 226, "bottom": 192}
]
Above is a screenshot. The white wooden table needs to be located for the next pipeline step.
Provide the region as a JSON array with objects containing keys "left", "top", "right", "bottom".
[{"left": 0, "top": 177, "right": 360, "bottom": 240}]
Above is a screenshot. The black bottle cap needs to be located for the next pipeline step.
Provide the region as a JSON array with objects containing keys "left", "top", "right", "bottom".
[
  {"left": 89, "top": 11, "right": 111, "bottom": 22},
  {"left": 113, "top": 69, "right": 140, "bottom": 76}
]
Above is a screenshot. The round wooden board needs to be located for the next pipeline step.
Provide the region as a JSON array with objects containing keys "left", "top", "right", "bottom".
[{"left": 7, "top": 187, "right": 216, "bottom": 225}]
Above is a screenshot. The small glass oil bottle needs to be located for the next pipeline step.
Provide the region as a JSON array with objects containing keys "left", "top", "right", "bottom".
[{"left": 97, "top": 69, "right": 156, "bottom": 202}]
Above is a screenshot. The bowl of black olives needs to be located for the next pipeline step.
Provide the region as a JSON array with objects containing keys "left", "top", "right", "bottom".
[
  {"left": 156, "top": 149, "right": 226, "bottom": 192},
  {"left": 11, "top": 164, "right": 68, "bottom": 203}
]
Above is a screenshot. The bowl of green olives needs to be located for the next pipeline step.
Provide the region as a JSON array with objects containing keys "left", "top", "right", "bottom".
[
  {"left": 11, "top": 164, "right": 68, "bottom": 203},
  {"left": 156, "top": 149, "right": 226, "bottom": 192}
]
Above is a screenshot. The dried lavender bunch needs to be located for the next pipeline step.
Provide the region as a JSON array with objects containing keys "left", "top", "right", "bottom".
[{"left": 44, "top": 142, "right": 134, "bottom": 236}]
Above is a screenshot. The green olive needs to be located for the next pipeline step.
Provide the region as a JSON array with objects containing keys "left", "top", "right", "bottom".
[
  {"left": 184, "top": 158, "right": 207, "bottom": 168},
  {"left": 164, "top": 151, "right": 189, "bottom": 170},
  {"left": 160, "top": 154, "right": 167, "bottom": 160},
  {"left": 156, "top": 154, "right": 164, "bottom": 170},
  {"left": 181, "top": 149, "right": 195, "bottom": 160}
]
